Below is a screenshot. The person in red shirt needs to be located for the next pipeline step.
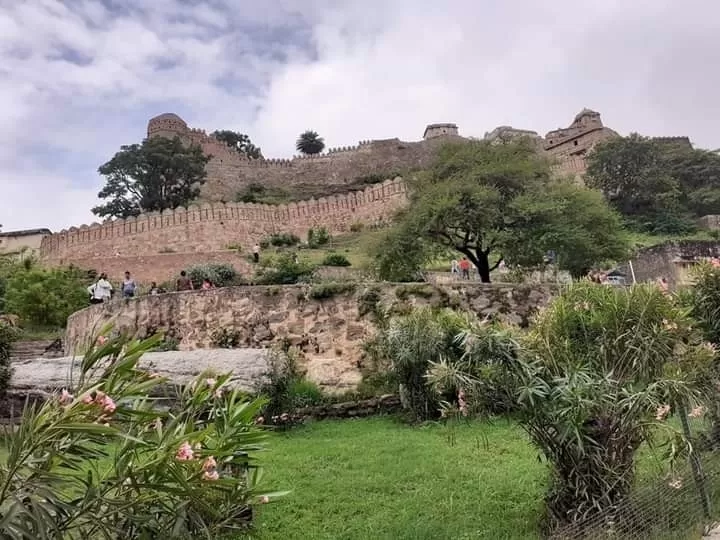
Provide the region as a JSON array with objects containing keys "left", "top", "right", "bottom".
[{"left": 459, "top": 257, "right": 471, "bottom": 280}]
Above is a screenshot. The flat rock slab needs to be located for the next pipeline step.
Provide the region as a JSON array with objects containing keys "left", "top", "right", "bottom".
[{"left": 10, "top": 349, "right": 270, "bottom": 393}]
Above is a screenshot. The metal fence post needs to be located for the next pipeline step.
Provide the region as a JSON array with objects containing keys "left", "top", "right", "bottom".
[{"left": 679, "top": 404, "right": 712, "bottom": 519}]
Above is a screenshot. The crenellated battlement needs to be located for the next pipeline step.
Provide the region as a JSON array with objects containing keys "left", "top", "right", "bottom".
[{"left": 41, "top": 178, "right": 408, "bottom": 262}]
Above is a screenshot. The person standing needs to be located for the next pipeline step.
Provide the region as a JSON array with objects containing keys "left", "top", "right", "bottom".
[
  {"left": 88, "top": 273, "right": 113, "bottom": 304},
  {"left": 122, "top": 271, "right": 137, "bottom": 299},
  {"left": 253, "top": 243, "right": 260, "bottom": 263},
  {"left": 176, "top": 270, "right": 194, "bottom": 292},
  {"left": 459, "top": 257, "right": 471, "bottom": 280}
]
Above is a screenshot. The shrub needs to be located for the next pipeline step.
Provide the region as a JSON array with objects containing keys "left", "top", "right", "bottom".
[
  {"left": 375, "top": 307, "right": 475, "bottom": 421},
  {"left": 268, "top": 233, "right": 300, "bottom": 247},
  {"left": 0, "top": 322, "right": 17, "bottom": 397},
  {"left": 322, "top": 253, "right": 351, "bottom": 267},
  {"left": 4, "top": 266, "right": 89, "bottom": 327},
  {"left": 308, "top": 281, "right": 356, "bottom": 300},
  {"left": 349, "top": 222, "right": 365, "bottom": 233},
  {"left": 257, "top": 347, "right": 317, "bottom": 428},
  {"left": 211, "top": 328, "right": 242, "bottom": 348},
  {"left": 459, "top": 282, "right": 713, "bottom": 532},
  {"left": 255, "top": 253, "right": 315, "bottom": 285},
  {"left": 152, "top": 335, "right": 180, "bottom": 352},
  {"left": 185, "top": 263, "right": 238, "bottom": 288},
  {"left": 307, "top": 227, "right": 330, "bottom": 248},
  {"left": 0, "top": 330, "right": 284, "bottom": 538}
]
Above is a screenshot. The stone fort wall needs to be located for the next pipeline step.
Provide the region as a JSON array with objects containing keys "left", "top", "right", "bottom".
[
  {"left": 148, "top": 113, "right": 463, "bottom": 202},
  {"left": 40, "top": 178, "right": 407, "bottom": 268}
]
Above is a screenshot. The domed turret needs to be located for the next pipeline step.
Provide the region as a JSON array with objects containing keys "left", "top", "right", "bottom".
[{"left": 147, "top": 113, "right": 188, "bottom": 139}]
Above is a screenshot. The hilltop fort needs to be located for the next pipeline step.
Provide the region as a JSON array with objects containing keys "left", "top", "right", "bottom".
[
  {"left": 35, "top": 108, "right": 692, "bottom": 282},
  {"left": 146, "top": 108, "right": 617, "bottom": 202}
]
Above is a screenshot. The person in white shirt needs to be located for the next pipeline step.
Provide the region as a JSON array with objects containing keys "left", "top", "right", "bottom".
[{"left": 88, "top": 273, "right": 113, "bottom": 304}]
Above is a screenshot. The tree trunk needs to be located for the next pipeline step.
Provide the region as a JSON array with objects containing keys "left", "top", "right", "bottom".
[{"left": 476, "top": 252, "right": 491, "bottom": 283}]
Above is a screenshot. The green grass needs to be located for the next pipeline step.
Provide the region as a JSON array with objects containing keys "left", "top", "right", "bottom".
[{"left": 253, "top": 417, "right": 546, "bottom": 540}]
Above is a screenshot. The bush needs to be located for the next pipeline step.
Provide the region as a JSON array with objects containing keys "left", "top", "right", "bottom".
[
  {"left": 268, "top": 233, "right": 300, "bottom": 247},
  {"left": 373, "top": 307, "right": 475, "bottom": 421},
  {"left": 308, "top": 282, "right": 356, "bottom": 300},
  {"left": 349, "top": 222, "right": 365, "bottom": 233},
  {"left": 255, "top": 253, "right": 315, "bottom": 285},
  {"left": 257, "top": 347, "right": 318, "bottom": 428},
  {"left": 4, "top": 266, "right": 89, "bottom": 327},
  {"left": 211, "top": 328, "right": 242, "bottom": 348},
  {"left": 185, "top": 263, "right": 238, "bottom": 288},
  {"left": 0, "top": 322, "right": 17, "bottom": 397},
  {"left": 0, "top": 331, "right": 284, "bottom": 538},
  {"left": 322, "top": 253, "right": 351, "bottom": 267},
  {"left": 461, "top": 282, "right": 713, "bottom": 532},
  {"left": 307, "top": 227, "right": 330, "bottom": 248}
]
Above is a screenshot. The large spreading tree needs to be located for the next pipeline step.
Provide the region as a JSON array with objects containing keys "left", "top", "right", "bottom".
[
  {"left": 93, "top": 137, "right": 210, "bottom": 219},
  {"left": 376, "top": 139, "right": 629, "bottom": 282},
  {"left": 586, "top": 134, "right": 720, "bottom": 233},
  {"left": 211, "top": 130, "right": 263, "bottom": 159}
]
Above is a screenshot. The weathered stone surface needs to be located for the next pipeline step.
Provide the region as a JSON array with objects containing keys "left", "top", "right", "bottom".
[
  {"left": 11, "top": 349, "right": 270, "bottom": 394},
  {"left": 64, "top": 283, "right": 555, "bottom": 391}
]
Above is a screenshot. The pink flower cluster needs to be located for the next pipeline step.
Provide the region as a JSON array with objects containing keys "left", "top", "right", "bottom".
[
  {"left": 176, "top": 442, "right": 194, "bottom": 461},
  {"left": 458, "top": 389, "right": 468, "bottom": 417},
  {"left": 58, "top": 389, "right": 74, "bottom": 406},
  {"left": 202, "top": 456, "right": 219, "bottom": 481},
  {"left": 656, "top": 404, "right": 671, "bottom": 421},
  {"left": 689, "top": 405, "right": 707, "bottom": 418}
]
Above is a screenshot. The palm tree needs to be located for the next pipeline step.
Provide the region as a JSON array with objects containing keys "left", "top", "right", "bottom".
[{"left": 295, "top": 131, "right": 325, "bottom": 155}]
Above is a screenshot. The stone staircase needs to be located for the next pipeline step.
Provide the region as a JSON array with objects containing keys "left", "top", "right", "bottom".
[{"left": 10, "top": 339, "right": 63, "bottom": 361}]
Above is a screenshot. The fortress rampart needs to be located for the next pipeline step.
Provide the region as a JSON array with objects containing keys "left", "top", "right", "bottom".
[{"left": 40, "top": 178, "right": 407, "bottom": 266}]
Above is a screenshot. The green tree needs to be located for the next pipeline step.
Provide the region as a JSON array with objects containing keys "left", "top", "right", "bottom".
[
  {"left": 211, "top": 130, "right": 263, "bottom": 159},
  {"left": 390, "top": 140, "right": 628, "bottom": 282},
  {"left": 296, "top": 131, "right": 325, "bottom": 155},
  {"left": 585, "top": 134, "right": 713, "bottom": 233},
  {"left": 93, "top": 137, "right": 210, "bottom": 219},
  {"left": 5, "top": 267, "right": 89, "bottom": 327}
]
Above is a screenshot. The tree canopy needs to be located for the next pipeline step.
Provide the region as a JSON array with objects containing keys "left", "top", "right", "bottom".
[
  {"left": 211, "top": 130, "right": 263, "bottom": 159},
  {"left": 374, "top": 139, "right": 629, "bottom": 282},
  {"left": 586, "top": 134, "right": 720, "bottom": 233},
  {"left": 296, "top": 131, "right": 325, "bottom": 155},
  {"left": 93, "top": 137, "right": 210, "bottom": 219}
]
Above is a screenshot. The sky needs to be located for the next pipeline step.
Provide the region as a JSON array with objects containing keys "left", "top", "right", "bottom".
[{"left": 1, "top": 0, "right": 719, "bottom": 232}]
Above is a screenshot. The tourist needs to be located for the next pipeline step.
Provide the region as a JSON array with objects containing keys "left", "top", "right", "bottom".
[
  {"left": 459, "top": 257, "right": 471, "bottom": 280},
  {"left": 201, "top": 278, "right": 214, "bottom": 290},
  {"left": 148, "top": 282, "right": 161, "bottom": 295},
  {"left": 253, "top": 243, "right": 260, "bottom": 263},
  {"left": 88, "top": 273, "right": 113, "bottom": 304},
  {"left": 122, "top": 271, "right": 137, "bottom": 299},
  {"left": 450, "top": 259, "right": 459, "bottom": 275},
  {"left": 176, "top": 270, "right": 194, "bottom": 292}
]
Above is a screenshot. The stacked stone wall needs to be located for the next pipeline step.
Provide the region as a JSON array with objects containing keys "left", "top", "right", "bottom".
[{"left": 40, "top": 178, "right": 407, "bottom": 265}]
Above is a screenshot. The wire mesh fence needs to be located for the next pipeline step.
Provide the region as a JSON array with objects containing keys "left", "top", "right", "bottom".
[{"left": 549, "top": 413, "right": 720, "bottom": 540}]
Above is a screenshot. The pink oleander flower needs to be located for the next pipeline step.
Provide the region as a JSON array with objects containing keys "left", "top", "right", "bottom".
[
  {"left": 669, "top": 478, "right": 683, "bottom": 489},
  {"left": 202, "top": 470, "right": 219, "bottom": 481},
  {"left": 214, "top": 387, "right": 224, "bottom": 399},
  {"left": 280, "top": 413, "right": 289, "bottom": 422},
  {"left": 202, "top": 456, "right": 217, "bottom": 472},
  {"left": 259, "top": 495, "right": 270, "bottom": 504},
  {"left": 99, "top": 395, "right": 116, "bottom": 414},
  {"left": 255, "top": 416, "right": 265, "bottom": 425},
  {"left": 205, "top": 378, "right": 217, "bottom": 388},
  {"left": 458, "top": 389, "right": 468, "bottom": 417},
  {"left": 96, "top": 335, "right": 108, "bottom": 346},
  {"left": 81, "top": 394, "right": 94, "bottom": 404},
  {"left": 176, "top": 442, "right": 194, "bottom": 461},
  {"left": 59, "top": 389, "right": 74, "bottom": 405},
  {"left": 656, "top": 404, "right": 671, "bottom": 421},
  {"left": 689, "top": 405, "right": 707, "bottom": 418}
]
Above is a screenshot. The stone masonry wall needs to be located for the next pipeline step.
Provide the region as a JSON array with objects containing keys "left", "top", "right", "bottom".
[
  {"left": 64, "top": 282, "right": 555, "bottom": 392},
  {"left": 40, "top": 178, "right": 407, "bottom": 264}
]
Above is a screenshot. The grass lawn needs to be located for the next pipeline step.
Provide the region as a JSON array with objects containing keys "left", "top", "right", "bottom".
[{"left": 252, "top": 416, "right": 547, "bottom": 540}]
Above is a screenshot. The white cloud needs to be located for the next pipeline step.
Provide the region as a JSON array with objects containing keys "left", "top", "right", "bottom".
[{"left": 0, "top": 0, "right": 719, "bottom": 232}]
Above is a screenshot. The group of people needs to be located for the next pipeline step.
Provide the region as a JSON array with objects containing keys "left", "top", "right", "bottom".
[{"left": 87, "top": 270, "right": 217, "bottom": 304}]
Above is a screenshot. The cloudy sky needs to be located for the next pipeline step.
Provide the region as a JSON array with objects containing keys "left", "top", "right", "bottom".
[{"left": 1, "top": 0, "right": 719, "bottom": 232}]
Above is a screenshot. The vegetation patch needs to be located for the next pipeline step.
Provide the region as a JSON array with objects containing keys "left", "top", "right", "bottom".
[{"left": 308, "top": 281, "right": 357, "bottom": 300}]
